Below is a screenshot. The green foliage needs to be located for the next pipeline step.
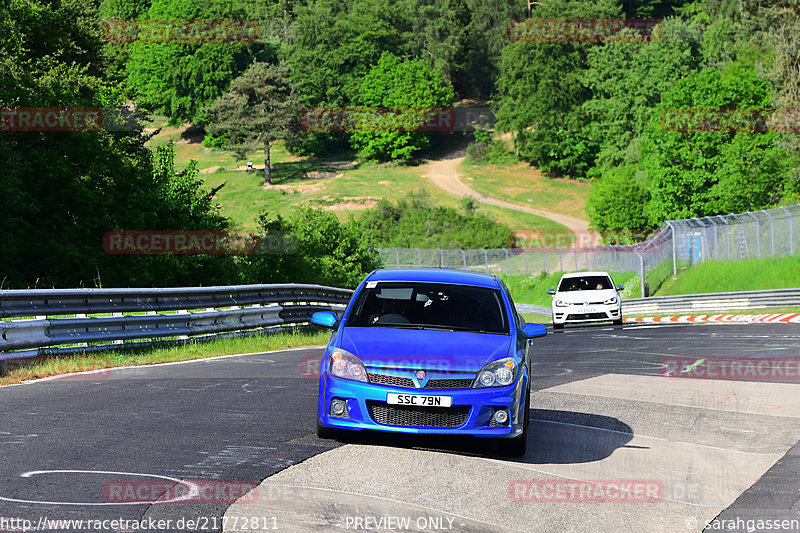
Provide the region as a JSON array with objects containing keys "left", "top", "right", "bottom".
[
  {"left": 586, "top": 165, "right": 653, "bottom": 243},
  {"left": 454, "top": 0, "right": 523, "bottom": 97},
  {"left": 641, "top": 64, "right": 794, "bottom": 222},
  {"left": 244, "top": 208, "right": 381, "bottom": 288},
  {"left": 494, "top": 0, "right": 624, "bottom": 178},
  {"left": 125, "top": 0, "right": 265, "bottom": 125},
  {"left": 354, "top": 190, "right": 513, "bottom": 248},
  {"left": 582, "top": 19, "right": 702, "bottom": 170},
  {"left": 350, "top": 52, "right": 454, "bottom": 161},
  {"left": 467, "top": 130, "right": 518, "bottom": 165}
]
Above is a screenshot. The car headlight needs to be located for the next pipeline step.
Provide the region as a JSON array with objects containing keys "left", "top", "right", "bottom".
[
  {"left": 554, "top": 300, "right": 568, "bottom": 307},
  {"left": 604, "top": 296, "right": 618, "bottom": 305},
  {"left": 474, "top": 358, "right": 518, "bottom": 388},
  {"left": 329, "top": 349, "right": 368, "bottom": 382}
]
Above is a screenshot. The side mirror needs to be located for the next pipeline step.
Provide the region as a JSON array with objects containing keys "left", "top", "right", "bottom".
[
  {"left": 546, "top": 289, "right": 555, "bottom": 295},
  {"left": 617, "top": 285, "right": 625, "bottom": 291},
  {"left": 523, "top": 323, "right": 548, "bottom": 338},
  {"left": 310, "top": 311, "right": 337, "bottom": 328}
]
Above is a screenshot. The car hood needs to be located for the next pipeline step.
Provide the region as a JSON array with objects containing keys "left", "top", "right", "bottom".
[
  {"left": 340, "top": 327, "right": 512, "bottom": 372},
  {"left": 555, "top": 289, "right": 618, "bottom": 304}
]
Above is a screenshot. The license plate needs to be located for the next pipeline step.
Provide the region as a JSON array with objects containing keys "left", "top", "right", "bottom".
[
  {"left": 576, "top": 307, "right": 599, "bottom": 313},
  {"left": 386, "top": 393, "right": 452, "bottom": 407}
]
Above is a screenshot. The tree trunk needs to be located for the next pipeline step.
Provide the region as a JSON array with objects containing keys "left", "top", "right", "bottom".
[{"left": 264, "top": 139, "right": 271, "bottom": 186}]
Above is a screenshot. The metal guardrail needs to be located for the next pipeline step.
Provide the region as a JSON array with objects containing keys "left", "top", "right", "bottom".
[
  {"left": 518, "top": 288, "right": 800, "bottom": 319},
  {"left": 0, "top": 284, "right": 354, "bottom": 373},
  {"left": 621, "top": 288, "right": 800, "bottom": 315}
]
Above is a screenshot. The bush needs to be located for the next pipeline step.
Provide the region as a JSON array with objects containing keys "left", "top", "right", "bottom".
[{"left": 354, "top": 190, "right": 513, "bottom": 248}]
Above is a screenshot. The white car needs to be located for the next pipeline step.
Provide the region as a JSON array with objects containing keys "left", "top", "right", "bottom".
[{"left": 547, "top": 271, "right": 624, "bottom": 329}]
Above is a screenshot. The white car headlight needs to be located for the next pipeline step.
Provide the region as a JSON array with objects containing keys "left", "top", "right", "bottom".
[
  {"left": 555, "top": 300, "right": 568, "bottom": 307},
  {"left": 474, "top": 358, "right": 518, "bottom": 388},
  {"left": 329, "top": 349, "right": 368, "bottom": 382},
  {"left": 604, "top": 296, "right": 618, "bottom": 305}
]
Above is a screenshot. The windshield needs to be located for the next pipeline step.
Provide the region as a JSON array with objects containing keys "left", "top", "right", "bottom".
[
  {"left": 558, "top": 276, "right": 614, "bottom": 292},
  {"left": 346, "top": 282, "right": 508, "bottom": 334}
]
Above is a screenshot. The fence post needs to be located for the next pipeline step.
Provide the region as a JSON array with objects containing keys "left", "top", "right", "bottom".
[
  {"left": 780, "top": 206, "right": 793, "bottom": 256},
  {"left": 415, "top": 248, "right": 422, "bottom": 267},
  {"left": 760, "top": 209, "right": 774, "bottom": 256},
  {"left": 505, "top": 248, "right": 510, "bottom": 274},
  {"left": 634, "top": 251, "right": 645, "bottom": 298},
  {"left": 525, "top": 250, "right": 529, "bottom": 274},
  {"left": 395, "top": 248, "right": 400, "bottom": 267},
  {"left": 482, "top": 249, "right": 488, "bottom": 272},
  {"left": 746, "top": 212, "right": 760, "bottom": 258},
  {"left": 666, "top": 221, "right": 677, "bottom": 275},
  {"left": 703, "top": 216, "right": 717, "bottom": 260},
  {"left": 460, "top": 249, "right": 467, "bottom": 268},
  {"left": 543, "top": 251, "right": 547, "bottom": 274},
  {"left": 559, "top": 251, "right": 563, "bottom": 272},
  {"left": 717, "top": 215, "right": 730, "bottom": 260}
]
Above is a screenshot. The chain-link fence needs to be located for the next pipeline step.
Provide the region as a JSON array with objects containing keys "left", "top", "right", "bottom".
[{"left": 376, "top": 203, "right": 800, "bottom": 298}]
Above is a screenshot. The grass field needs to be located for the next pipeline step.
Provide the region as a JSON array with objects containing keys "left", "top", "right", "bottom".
[
  {"left": 0, "top": 329, "right": 330, "bottom": 386},
  {"left": 460, "top": 157, "right": 592, "bottom": 221},
  {"left": 145, "top": 116, "right": 579, "bottom": 235},
  {"left": 654, "top": 255, "right": 800, "bottom": 296}
]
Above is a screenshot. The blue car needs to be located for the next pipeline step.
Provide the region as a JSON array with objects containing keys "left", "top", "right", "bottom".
[{"left": 310, "top": 268, "right": 547, "bottom": 456}]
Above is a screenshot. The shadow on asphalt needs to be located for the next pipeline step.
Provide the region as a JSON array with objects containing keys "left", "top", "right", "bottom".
[{"left": 322, "top": 409, "right": 633, "bottom": 464}]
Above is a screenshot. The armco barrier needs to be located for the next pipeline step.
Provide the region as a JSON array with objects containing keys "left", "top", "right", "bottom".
[
  {"left": 621, "top": 288, "right": 800, "bottom": 315},
  {"left": 519, "top": 288, "right": 800, "bottom": 320},
  {"left": 0, "top": 284, "right": 353, "bottom": 374}
]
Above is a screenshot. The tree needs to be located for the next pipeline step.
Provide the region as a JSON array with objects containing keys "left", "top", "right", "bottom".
[
  {"left": 493, "top": 0, "right": 624, "bottom": 178},
  {"left": 641, "top": 64, "right": 793, "bottom": 223},
  {"left": 582, "top": 18, "right": 702, "bottom": 171},
  {"left": 586, "top": 165, "right": 653, "bottom": 243},
  {"left": 351, "top": 52, "right": 454, "bottom": 161},
  {"left": 205, "top": 62, "right": 301, "bottom": 185},
  {"left": 125, "top": 0, "right": 264, "bottom": 125},
  {"left": 244, "top": 208, "right": 381, "bottom": 288},
  {"left": 0, "top": 0, "right": 239, "bottom": 288}
]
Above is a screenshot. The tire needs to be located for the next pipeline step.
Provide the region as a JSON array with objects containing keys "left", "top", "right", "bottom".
[
  {"left": 613, "top": 318, "right": 623, "bottom": 326},
  {"left": 499, "top": 386, "right": 530, "bottom": 457},
  {"left": 553, "top": 322, "right": 564, "bottom": 330}
]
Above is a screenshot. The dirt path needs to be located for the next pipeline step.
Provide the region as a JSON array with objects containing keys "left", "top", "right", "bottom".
[{"left": 422, "top": 154, "right": 597, "bottom": 240}]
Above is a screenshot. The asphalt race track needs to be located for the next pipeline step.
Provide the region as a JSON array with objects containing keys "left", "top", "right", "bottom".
[{"left": 1, "top": 322, "right": 800, "bottom": 533}]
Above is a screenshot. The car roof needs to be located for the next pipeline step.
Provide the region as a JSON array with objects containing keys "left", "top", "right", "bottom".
[
  {"left": 366, "top": 268, "right": 501, "bottom": 289},
  {"left": 559, "top": 271, "right": 612, "bottom": 279}
]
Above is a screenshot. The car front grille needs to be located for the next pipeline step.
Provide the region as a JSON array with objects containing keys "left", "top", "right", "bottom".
[
  {"left": 566, "top": 313, "right": 608, "bottom": 320},
  {"left": 424, "top": 378, "right": 474, "bottom": 389},
  {"left": 367, "top": 402, "right": 471, "bottom": 428},
  {"left": 367, "top": 372, "right": 415, "bottom": 388}
]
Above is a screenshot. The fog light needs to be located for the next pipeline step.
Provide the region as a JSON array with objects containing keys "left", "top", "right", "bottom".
[
  {"left": 494, "top": 409, "right": 509, "bottom": 424},
  {"left": 331, "top": 399, "right": 347, "bottom": 417}
]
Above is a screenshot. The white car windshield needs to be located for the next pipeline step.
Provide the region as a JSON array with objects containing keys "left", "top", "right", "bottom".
[{"left": 558, "top": 276, "right": 613, "bottom": 292}]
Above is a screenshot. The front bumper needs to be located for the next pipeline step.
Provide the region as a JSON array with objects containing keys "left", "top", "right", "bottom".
[
  {"left": 552, "top": 304, "right": 621, "bottom": 325},
  {"left": 318, "top": 374, "right": 527, "bottom": 438}
]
